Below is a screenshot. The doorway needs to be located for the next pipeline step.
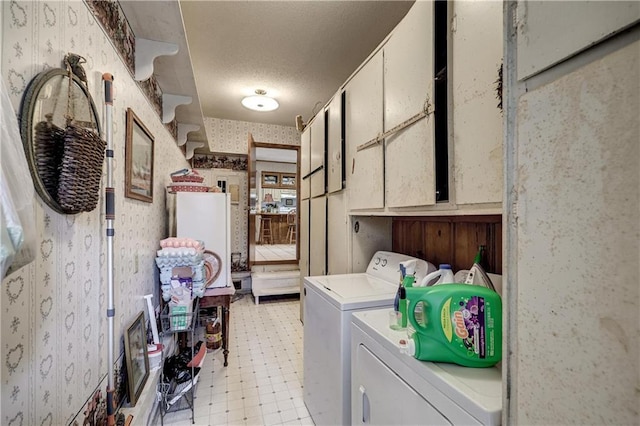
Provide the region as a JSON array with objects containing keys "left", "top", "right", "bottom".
[{"left": 248, "top": 135, "right": 300, "bottom": 266}]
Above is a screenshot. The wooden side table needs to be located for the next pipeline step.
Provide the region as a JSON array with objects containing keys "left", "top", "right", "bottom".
[{"left": 200, "top": 286, "right": 236, "bottom": 366}]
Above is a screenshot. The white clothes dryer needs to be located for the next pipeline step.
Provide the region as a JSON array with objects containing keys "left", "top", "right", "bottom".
[
  {"left": 351, "top": 308, "right": 502, "bottom": 425},
  {"left": 303, "top": 251, "right": 435, "bottom": 425}
]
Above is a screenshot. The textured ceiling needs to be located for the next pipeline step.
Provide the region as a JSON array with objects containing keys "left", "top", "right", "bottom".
[{"left": 181, "top": 1, "right": 415, "bottom": 128}]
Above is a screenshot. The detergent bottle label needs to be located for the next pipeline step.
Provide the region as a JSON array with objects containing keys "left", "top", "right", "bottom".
[{"left": 441, "top": 296, "right": 496, "bottom": 359}]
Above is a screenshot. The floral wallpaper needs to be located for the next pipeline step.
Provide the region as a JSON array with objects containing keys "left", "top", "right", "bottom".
[
  {"left": 204, "top": 117, "right": 300, "bottom": 154},
  {"left": 1, "top": 1, "right": 189, "bottom": 424}
]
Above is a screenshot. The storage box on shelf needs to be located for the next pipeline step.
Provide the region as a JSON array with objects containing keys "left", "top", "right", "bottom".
[{"left": 167, "top": 169, "right": 210, "bottom": 193}]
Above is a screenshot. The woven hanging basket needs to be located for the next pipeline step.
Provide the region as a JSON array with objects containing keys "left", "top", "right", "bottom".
[
  {"left": 57, "top": 123, "right": 106, "bottom": 212},
  {"left": 55, "top": 54, "right": 106, "bottom": 213},
  {"left": 34, "top": 114, "right": 65, "bottom": 200}
]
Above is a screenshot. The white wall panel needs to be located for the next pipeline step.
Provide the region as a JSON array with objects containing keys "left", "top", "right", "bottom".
[
  {"left": 350, "top": 216, "right": 392, "bottom": 273},
  {"left": 516, "top": 0, "right": 640, "bottom": 79},
  {"left": 510, "top": 39, "right": 639, "bottom": 424}
]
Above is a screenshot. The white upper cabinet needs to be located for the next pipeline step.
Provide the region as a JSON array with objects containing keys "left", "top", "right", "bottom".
[
  {"left": 345, "top": 50, "right": 385, "bottom": 210},
  {"left": 516, "top": 1, "right": 640, "bottom": 80},
  {"left": 326, "top": 93, "right": 344, "bottom": 194},
  {"left": 384, "top": 1, "right": 433, "bottom": 130},
  {"left": 384, "top": 1, "right": 436, "bottom": 208},
  {"left": 331, "top": 0, "right": 507, "bottom": 214},
  {"left": 300, "top": 127, "right": 311, "bottom": 200},
  {"left": 310, "top": 112, "right": 326, "bottom": 198},
  {"left": 451, "top": 0, "right": 503, "bottom": 205}
]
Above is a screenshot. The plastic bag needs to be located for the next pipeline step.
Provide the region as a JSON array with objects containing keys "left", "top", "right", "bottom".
[
  {"left": 1, "top": 77, "right": 36, "bottom": 280},
  {"left": 0, "top": 187, "right": 17, "bottom": 276}
]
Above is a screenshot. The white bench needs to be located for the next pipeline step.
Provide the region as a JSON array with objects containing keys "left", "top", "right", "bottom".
[{"left": 251, "top": 270, "right": 300, "bottom": 304}]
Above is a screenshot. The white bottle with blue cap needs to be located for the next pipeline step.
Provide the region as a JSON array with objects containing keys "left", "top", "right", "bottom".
[{"left": 418, "top": 263, "right": 455, "bottom": 287}]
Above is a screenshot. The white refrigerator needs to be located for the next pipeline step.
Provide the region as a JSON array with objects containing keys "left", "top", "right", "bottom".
[{"left": 175, "top": 192, "right": 232, "bottom": 288}]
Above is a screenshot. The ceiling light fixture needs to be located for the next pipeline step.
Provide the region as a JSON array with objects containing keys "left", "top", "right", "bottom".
[{"left": 242, "top": 89, "right": 279, "bottom": 112}]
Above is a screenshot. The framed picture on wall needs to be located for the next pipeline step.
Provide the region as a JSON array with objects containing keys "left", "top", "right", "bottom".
[
  {"left": 125, "top": 108, "right": 154, "bottom": 203},
  {"left": 124, "top": 311, "right": 149, "bottom": 406}
]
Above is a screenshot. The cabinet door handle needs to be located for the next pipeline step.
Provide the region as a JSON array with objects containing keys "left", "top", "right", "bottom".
[
  {"left": 302, "top": 165, "right": 324, "bottom": 180},
  {"left": 359, "top": 385, "right": 369, "bottom": 423}
]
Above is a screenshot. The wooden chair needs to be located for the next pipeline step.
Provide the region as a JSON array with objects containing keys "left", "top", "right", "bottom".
[
  {"left": 286, "top": 209, "right": 297, "bottom": 244},
  {"left": 259, "top": 216, "right": 273, "bottom": 244}
]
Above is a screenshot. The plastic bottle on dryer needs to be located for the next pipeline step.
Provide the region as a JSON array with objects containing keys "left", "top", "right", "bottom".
[
  {"left": 419, "top": 264, "right": 455, "bottom": 287},
  {"left": 402, "top": 284, "right": 502, "bottom": 368}
]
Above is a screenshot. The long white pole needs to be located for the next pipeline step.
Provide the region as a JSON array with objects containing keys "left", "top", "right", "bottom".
[{"left": 102, "top": 73, "right": 116, "bottom": 426}]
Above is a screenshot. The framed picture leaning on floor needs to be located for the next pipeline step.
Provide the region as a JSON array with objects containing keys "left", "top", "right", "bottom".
[{"left": 124, "top": 311, "right": 149, "bottom": 406}]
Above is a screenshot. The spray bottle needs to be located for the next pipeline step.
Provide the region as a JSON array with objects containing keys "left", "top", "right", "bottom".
[
  {"left": 392, "top": 263, "right": 406, "bottom": 330},
  {"left": 399, "top": 260, "right": 417, "bottom": 328},
  {"left": 392, "top": 260, "right": 417, "bottom": 330}
]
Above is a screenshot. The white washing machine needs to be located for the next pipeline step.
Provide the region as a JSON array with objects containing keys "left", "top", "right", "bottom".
[
  {"left": 303, "top": 251, "right": 435, "bottom": 425},
  {"left": 351, "top": 308, "right": 502, "bottom": 425}
]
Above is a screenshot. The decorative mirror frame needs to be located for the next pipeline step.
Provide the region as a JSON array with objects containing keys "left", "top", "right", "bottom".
[{"left": 19, "top": 68, "right": 102, "bottom": 214}]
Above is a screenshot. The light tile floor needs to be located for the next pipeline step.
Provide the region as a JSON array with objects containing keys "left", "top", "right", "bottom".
[
  {"left": 254, "top": 244, "right": 296, "bottom": 262},
  {"left": 159, "top": 294, "right": 313, "bottom": 426}
]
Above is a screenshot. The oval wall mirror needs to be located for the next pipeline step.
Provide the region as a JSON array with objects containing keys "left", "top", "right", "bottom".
[{"left": 19, "top": 68, "right": 102, "bottom": 214}]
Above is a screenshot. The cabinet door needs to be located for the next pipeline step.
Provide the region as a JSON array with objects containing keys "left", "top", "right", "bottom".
[
  {"left": 327, "top": 93, "right": 344, "bottom": 194},
  {"left": 299, "top": 198, "right": 310, "bottom": 321},
  {"left": 384, "top": 1, "right": 436, "bottom": 208},
  {"left": 346, "top": 50, "right": 384, "bottom": 210},
  {"left": 300, "top": 127, "right": 311, "bottom": 200},
  {"left": 309, "top": 196, "right": 327, "bottom": 276},
  {"left": 327, "top": 191, "right": 348, "bottom": 275},
  {"left": 310, "top": 112, "right": 326, "bottom": 197},
  {"left": 451, "top": 0, "right": 503, "bottom": 205}
]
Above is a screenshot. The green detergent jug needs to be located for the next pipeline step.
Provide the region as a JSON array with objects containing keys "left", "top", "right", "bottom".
[{"left": 404, "top": 284, "right": 502, "bottom": 368}]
